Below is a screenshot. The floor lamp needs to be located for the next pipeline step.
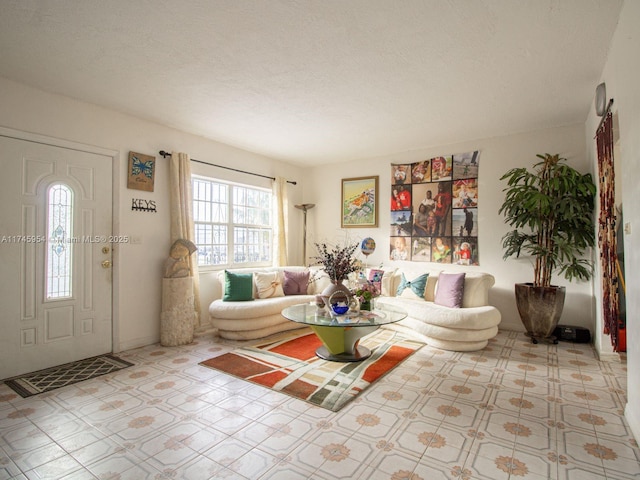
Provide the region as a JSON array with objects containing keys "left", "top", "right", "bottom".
[{"left": 294, "top": 203, "right": 315, "bottom": 264}]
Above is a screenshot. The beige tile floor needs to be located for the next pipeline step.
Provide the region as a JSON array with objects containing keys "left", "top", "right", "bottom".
[{"left": 0, "top": 329, "right": 637, "bottom": 479}]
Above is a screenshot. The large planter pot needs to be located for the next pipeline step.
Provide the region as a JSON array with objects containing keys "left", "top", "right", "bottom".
[{"left": 515, "top": 283, "right": 566, "bottom": 344}]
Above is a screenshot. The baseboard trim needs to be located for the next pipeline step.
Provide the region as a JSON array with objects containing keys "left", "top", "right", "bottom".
[
  {"left": 625, "top": 403, "right": 640, "bottom": 445},
  {"left": 597, "top": 351, "right": 624, "bottom": 362},
  {"left": 116, "top": 335, "right": 159, "bottom": 353}
]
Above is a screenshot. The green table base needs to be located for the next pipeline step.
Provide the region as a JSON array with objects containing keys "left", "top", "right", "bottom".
[
  {"left": 310, "top": 325, "right": 378, "bottom": 362},
  {"left": 315, "top": 345, "right": 371, "bottom": 362}
]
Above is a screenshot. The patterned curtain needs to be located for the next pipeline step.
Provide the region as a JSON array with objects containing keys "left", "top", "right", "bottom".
[{"left": 595, "top": 112, "right": 619, "bottom": 350}]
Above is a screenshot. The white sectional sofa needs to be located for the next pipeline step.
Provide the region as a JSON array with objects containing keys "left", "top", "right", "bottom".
[
  {"left": 209, "top": 266, "right": 331, "bottom": 340},
  {"left": 208, "top": 265, "right": 500, "bottom": 351},
  {"left": 375, "top": 266, "right": 501, "bottom": 351}
]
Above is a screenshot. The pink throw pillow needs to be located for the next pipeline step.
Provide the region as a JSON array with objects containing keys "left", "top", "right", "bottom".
[{"left": 283, "top": 270, "right": 310, "bottom": 295}]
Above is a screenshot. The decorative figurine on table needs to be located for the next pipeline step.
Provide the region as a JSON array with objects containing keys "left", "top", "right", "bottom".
[{"left": 328, "top": 290, "right": 357, "bottom": 315}]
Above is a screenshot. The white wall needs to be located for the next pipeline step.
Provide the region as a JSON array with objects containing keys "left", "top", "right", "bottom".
[
  {"left": 304, "top": 124, "right": 594, "bottom": 333},
  {"left": 585, "top": 0, "right": 640, "bottom": 442},
  {"left": 0, "top": 77, "right": 306, "bottom": 351}
]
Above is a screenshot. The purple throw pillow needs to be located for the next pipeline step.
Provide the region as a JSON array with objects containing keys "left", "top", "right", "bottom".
[
  {"left": 434, "top": 272, "right": 466, "bottom": 308},
  {"left": 283, "top": 270, "right": 310, "bottom": 295}
]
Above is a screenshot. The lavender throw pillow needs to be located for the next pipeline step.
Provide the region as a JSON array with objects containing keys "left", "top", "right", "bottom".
[
  {"left": 283, "top": 270, "right": 310, "bottom": 295},
  {"left": 434, "top": 272, "right": 466, "bottom": 308}
]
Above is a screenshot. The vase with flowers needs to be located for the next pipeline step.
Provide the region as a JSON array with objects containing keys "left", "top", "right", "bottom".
[
  {"left": 312, "top": 241, "right": 360, "bottom": 308},
  {"left": 353, "top": 280, "right": 380, "bottom": 311}
]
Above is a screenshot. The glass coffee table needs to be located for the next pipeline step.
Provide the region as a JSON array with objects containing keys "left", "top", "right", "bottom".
[{"left": 281, "top": 303, "right": 407, "bottom": 362}]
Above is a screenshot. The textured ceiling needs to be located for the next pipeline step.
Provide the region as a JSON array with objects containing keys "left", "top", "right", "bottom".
[{"left": 0, "top": 1, "right": 623, "bottom": 166}]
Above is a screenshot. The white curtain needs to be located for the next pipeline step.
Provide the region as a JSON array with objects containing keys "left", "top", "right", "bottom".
[
  {"left": 273, "top": 176, "right": 289, "bottom": 266},
  {"left": 169, "top": 152, "right": 201, "bottom": 326}
]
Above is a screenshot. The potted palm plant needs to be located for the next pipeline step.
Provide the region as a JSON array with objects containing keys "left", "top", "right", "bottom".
[{"left": 499, "top": 153, "right": 596, "bottom": 343}]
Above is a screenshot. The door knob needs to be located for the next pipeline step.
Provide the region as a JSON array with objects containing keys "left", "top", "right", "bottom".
[{"left": 101, "top": 260, "right": 112, "bottom": 268}]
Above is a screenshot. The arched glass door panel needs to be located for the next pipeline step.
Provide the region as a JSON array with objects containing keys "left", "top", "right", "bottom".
[{"left": 46, "top": 183, "right": 73, "bottom": 299}]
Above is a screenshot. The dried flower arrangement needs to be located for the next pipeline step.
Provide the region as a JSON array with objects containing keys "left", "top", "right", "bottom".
[{"left": 311, "top": 241, "right": 360, "bottom": 283}]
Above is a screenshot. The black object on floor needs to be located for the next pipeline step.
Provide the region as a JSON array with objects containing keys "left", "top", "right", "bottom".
[
  {"left": 3, "top": 354, "right": 134, "bottom": 398},
  {"left": 553, "top": 325, "right": 591, "bottom": 343}
]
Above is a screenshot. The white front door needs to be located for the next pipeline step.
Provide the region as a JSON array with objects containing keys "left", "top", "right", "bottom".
[{"left": 0, "top": 136, "right": 113, "bottom": 379}]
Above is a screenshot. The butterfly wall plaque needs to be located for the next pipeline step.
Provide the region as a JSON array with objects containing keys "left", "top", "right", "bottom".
[{"left": 127, "top": 151, "right": 156, "bottom": 192}]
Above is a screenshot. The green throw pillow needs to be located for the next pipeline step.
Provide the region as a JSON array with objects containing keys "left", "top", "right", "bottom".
[{"left": 223, "top": 271, "right": 254, "bottom": 301}]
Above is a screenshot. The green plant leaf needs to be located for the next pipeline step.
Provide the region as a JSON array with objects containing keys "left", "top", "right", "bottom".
[{"left": 498, "top": 153, "right": 595, "bottom": 287}]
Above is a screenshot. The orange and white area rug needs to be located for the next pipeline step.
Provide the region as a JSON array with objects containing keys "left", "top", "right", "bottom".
[{"left": 199, "top": 328, "right": 424, "bottom": 412}]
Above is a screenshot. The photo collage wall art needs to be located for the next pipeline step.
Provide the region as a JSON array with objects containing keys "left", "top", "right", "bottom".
[{"left": 390, "top": 150, "right": 480, "bottom": 265}]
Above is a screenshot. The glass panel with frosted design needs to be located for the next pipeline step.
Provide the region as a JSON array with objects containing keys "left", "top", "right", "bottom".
[{"left": 46, "top": 184, "right": 73, "bottom": 299}]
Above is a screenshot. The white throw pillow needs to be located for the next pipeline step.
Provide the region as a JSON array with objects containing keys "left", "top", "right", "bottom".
[{"left": 254, "top": 271, "right": 284, "bottom": 299}]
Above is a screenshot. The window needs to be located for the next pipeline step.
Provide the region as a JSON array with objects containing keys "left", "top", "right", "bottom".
[
  {"left": 46, "top": 183, "right": 73, "bottom": 299},
  {"left": 192, "top": 176, "right": 273, "bottom": 267}
]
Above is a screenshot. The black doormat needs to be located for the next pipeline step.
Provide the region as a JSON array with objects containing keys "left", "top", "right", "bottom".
[{"left": 3, "top": 354, "right": 134, "bottom": 398}]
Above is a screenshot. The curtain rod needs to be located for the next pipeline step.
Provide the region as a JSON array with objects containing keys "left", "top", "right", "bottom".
[
  {"left": 595, "top": 98, "right": 615, "bottom": 135},
  {"left": 158, "top": 150, "right": 296, "bottom": 185}
]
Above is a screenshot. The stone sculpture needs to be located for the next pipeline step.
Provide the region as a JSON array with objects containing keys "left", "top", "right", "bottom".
[
  {"left": 161, "top": 238, "right": 197, "bottom": 346},
  {"left": 163, "top": 239, "right": 197, "bottom": 278}
]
